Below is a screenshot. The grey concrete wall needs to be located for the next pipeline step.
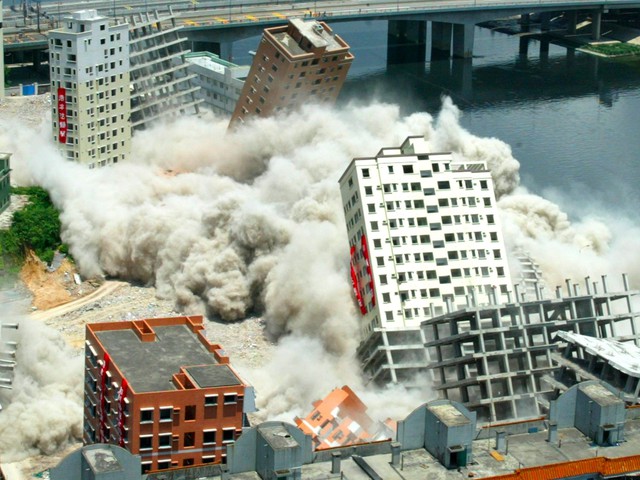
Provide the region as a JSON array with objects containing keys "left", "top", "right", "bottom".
[{"left": 396, "top": 404, "right": 428, "bottom": 450}]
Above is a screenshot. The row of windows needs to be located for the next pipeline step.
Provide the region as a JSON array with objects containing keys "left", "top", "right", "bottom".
[{"left": 139, "top": 428, "right": 237, "bottom": 451}]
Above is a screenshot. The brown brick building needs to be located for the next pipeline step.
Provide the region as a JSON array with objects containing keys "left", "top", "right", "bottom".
[
  {"left": 229, "top": 19, "right": 354, "bottom": 126},
  {"left": 84, "top": 316, "right": 255, "bottom": 473}
]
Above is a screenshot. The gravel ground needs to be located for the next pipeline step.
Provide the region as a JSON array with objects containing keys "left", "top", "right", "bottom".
[{"left": 0, "top": 94, "right": 51, "bottom": 127}]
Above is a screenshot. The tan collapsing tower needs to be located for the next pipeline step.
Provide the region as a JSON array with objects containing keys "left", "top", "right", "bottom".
[{"left": 229, "top": 19, "right": 353, "bottom": 127}]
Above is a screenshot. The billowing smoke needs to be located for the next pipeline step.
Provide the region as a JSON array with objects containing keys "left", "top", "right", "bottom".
[
  {"left": 1, "top": 95, "right": 637, "bottom": 450},
  {"left": 0, "top": 314, "right": 83, "bottom": 462}
]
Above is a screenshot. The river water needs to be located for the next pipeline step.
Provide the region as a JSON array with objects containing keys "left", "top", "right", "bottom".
[
  {"left": 258, "top": 19, "right": 640, "bottom": 223},
  {"left": 330, "top": 21, "right": 640, "bottom": 221}
]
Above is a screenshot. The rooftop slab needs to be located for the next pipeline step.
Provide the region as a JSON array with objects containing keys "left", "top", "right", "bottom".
[{"left": 96, "top": 324, "right": 217, "bottom": 393}]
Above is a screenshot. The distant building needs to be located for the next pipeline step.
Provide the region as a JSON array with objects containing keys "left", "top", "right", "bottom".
[
  {"left": 48, "top": 10, "right": 131, "bottom": 168},
  {"left": 128, "top": 10, "right": 202, "bottom": 130},
  {"left": 0, "top": 153, "right": 10, "bottom": 214},
  {"left": 294, "top": 385, "right": 392, "bottom": 450},
  {"left": 185, "top": 52, "right": 248, "bottom": 117},
  {"left": 229, "top": 19, "right": 353, "bottom": 126},
  {"left": 84, "top": 315, "right": 255, "bottom": 473}
]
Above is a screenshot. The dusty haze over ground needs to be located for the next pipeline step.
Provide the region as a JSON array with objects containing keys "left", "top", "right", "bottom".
[{"left": 0, "top": 95, "right": 639, "bottom": 466}]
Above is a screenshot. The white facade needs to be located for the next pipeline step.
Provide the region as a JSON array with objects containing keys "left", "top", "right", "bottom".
[
  {"left": 49, "top": 10, "right": 130, "bottom": 167},
  {"left": 339, "top": 136, "right": 512, "bottom": 335},
  {"left": 185, "top": 51, "right": 248, "bottom": 118}
]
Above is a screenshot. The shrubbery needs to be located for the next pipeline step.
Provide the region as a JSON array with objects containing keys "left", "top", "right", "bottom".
[
  {"left": 583, "top": 43, "right": 640, "bottom": 57},
  {"left": 0, "top": 186, "right": 66, "bottom": 267}
]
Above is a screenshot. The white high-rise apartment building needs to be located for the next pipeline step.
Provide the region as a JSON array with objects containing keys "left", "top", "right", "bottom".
[
  {"left": 339, "top": 136, "right": 512, "bottom": 336},
  {"left": 49, "top": 10, "right": 130, "bottom": 168}
]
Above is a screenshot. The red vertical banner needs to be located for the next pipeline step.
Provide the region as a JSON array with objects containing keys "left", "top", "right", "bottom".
[
  {"left": 57, "top": 87, "right": 67, "bottom": 144},
  {"left": 117, "top": 378, "right": 128, "bottom": 447},
  {"left": 99, "top": 352, "right": 110, "bottom": 443},
  {"left": 361, "top": 235, "right": 376, "bottom": 307},
  {"left": 350, "top": 245, "right": 367, "bottom": 315}
]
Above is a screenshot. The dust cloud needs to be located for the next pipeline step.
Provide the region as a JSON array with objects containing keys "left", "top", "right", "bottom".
[
  {"left": 0, "top": 313, "right": 83, "bottom": 461},
  {"left": 0, "top": 96, "right": 637, "bottom": 445}
]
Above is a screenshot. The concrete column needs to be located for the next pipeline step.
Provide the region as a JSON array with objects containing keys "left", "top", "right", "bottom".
[
  {"left": 391, "top": 442, "right": 402, "bottom": 466},
  {"left": 540, "top": 12, "right": 552, "bottom": 32},
  {"left": 519, "top": 36, "right": 530, "bottom": 57},
  {"left": 567, "top": 10, "right": 578, "bottom": 34},
  {"left": 331, "top": 452, "right": 341, "bottom": 474},
  {"left": 520, "top": 13, "right": 531, "bottom": 28},
  {"left": 431, "top": 21, "right": 452, "bottom": 59},
  {"left": 452, "top": 23, "right": 474, "bottom": 59},
  {"left": 540, "top": 39, "right": 550, "bottom": 63},
  {"left": 219, "top": 41, "right": 233, "bottom": 62},
  {"left": 547, "top": 422, "right": 558, "bottom": 444},
  {"left": 387, "top": 19, "right": 427, "bottom": 65},
  {"left": 495, "top": 431, "right": 507, "bottom": 452},
  {"left": 592, "top": 9, "right": 602, "bottom": 41}
]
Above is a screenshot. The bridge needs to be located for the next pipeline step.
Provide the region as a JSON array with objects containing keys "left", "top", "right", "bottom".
[{"left": 3, "top": 0, "right": 640, "bottom": 66}]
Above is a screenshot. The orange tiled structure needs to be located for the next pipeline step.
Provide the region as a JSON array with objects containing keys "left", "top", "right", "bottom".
[
  {"left": 481, "top": 455, "right": 640, "bottom": 479},
  {"left": 84, "top": 316, "right": 254, "bottom": 473},
  {"left": 295, "top": 385, "right": 391, "bottom": 450}
]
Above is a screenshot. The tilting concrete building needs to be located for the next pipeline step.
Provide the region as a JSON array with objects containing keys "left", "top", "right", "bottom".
[
  {"left": 341, "top": 135, "right": 512, "bottom": 387},
  {"left": 423, "top": 274, "right": 640, "bottom": 423},
  {"left": 229, "top": 19, "right": 353, "bottom": 127},
  {"left": 128, "top": 9, "right": 201, "bottom": 130},
  {"left": 294, "top": 385, "right": 392, "bottom": 450}
]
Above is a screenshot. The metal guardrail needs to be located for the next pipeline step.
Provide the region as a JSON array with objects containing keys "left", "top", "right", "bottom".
[{"left": 3, "top": 0, "right": 639, "bottom": 47}]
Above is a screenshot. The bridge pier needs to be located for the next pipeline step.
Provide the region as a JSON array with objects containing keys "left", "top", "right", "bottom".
[
  {"left": 431, "top": 21, "right": 452, "bottom": 60},
  {"left": 567, "top": 11, "right": 578, "bottom": 35},
  {"left": 452, "top": 23, "right": 474, "bottom": 58},
  {"left": 592, "top": 9, "right": 602, "bottom": 40},
  {"left": 519, "top": 36, "right": 529, "bottom": 56},
  {"left": 539, "top": 12, "right": 552, "bottom": 32},
  {"left": 387, "top": 19, "right": 427, "bottom": 66},
  {"left": 452, "top": 58, "right": 473, "bottom": 97}
]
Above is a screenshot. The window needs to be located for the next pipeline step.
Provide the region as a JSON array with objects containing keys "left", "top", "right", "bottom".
[
  {"left": 480, "top": 180, "right": 488, "bottom": 190},
  {"left": 437, "top": 181, "right": 450, "bottom": 190},
  {"left": 368, "top": 204, "right": 375, "bottom": 213},
  {"left": 373, "top": 239, "right": 381, "bottom": 248},
  {"left": 385, "top": 311, "right": 394, "bottom": 321},
  {"left": 203, "top": 430, "right": 217, "bottom": 444},
  {"left": 140, "top": 408, "right": 153, "bottom": 423},
  {"left": 402, "top": 165, "right": 414, "bottom": 173},
  {"left": 487, "top": 215, "right": 495, "bottom": 224},
  {"left": 380, "top": 275, "right": 387, "bottom": 285},
  {"left": 205, "top": 394, "right": 218, "bottom": 406},
  {"left": 159, "top": 434, "right": 171, "bottom": 448},
  {"left": 223, "top": 429, "right": 235, "bottom": 443},
  {"left": 371, "top": 221, "right": 379, "bottom": 231},
  {"left": 376, "top": 257, "right": 384, "bottom": 267},
  {"left": 429, "top": 288, "right": 441, "bottom": 297},
  {"left": 140, "top": 436, "right": 153, "bottom": 450},
  {"left": 388, "top": 166, "right": 394, "bottom": 173},
  {"left": 159, "top": 406, "right": 172, "bottom": 422},
  {"left": 420, "top": 170, "right": 432, "bottom": 177},
  {"left": 224, "top": 393, "right": 238, "bottom": 404},
  {"left": 365, "top": 186, "right": 372, "bottom": 195},
  {"left": 185, "top": 405, "right": 196, "bottom": 421},
  {"left": 184, "top": 432, "right": 195, "bottom": 447},
  {"left": 382, "top": 293, "right": 391, "bottom": 303}
]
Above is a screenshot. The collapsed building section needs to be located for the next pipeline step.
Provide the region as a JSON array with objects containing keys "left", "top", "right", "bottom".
[
  {"left": 422, "top": 274, "right": 640, "bottom": 423},
  {"left": 128, "top": 9, "right": 201, "bottom": 130},
  {"left": 294, "top": 385, "right": 393, "bottom": 450}
]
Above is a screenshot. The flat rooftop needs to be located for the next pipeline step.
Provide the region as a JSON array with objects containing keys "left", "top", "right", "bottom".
[
  {"left": 185, "top": 364, "right": 241, "bottom": 388},
  {"left": 428, "top": 404, "right": 471, "bottom": 427},
  {"left": 96, "top": 324, "right": 219, "bottom": 393}
]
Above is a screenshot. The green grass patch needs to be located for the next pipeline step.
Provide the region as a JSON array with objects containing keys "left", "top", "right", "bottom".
[
  {"left": 0, "top": 186, "right": 65, "bottom": 267},
  {"left": 582, "top": 42, "right": 640, "bottom": 57}
]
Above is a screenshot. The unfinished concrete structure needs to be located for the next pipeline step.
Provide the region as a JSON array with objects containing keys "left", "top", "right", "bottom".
[
  {"left": 128, "top": 9, "right": 201, "bottom": 130},
  {"left": 555, "top": 330, "right": 640, "bottom": 403},
  {"left": 422, "top": 274, "right": 640, "bottom": 423}
]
